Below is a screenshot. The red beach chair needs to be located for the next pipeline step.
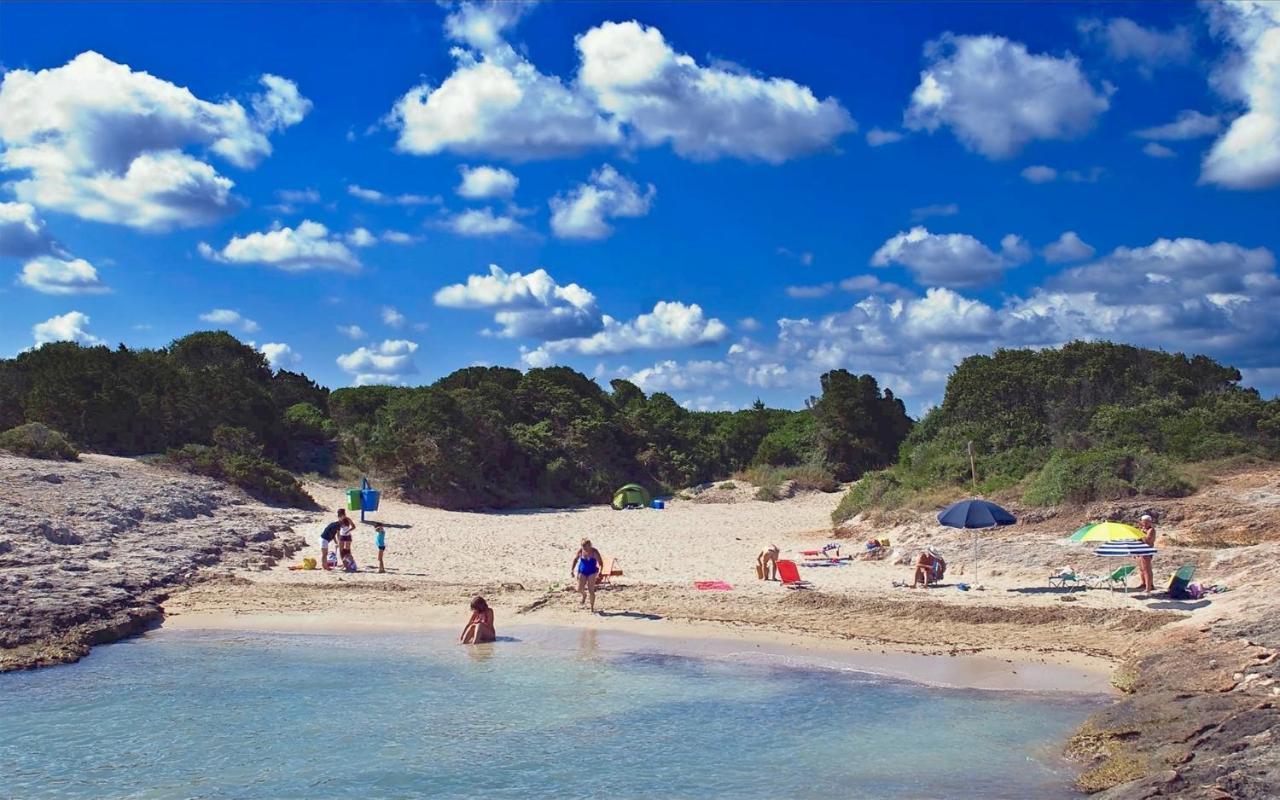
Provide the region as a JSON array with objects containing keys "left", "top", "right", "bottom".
[{"left": 777, "top": 560, "right": 810, "bottom": 588}]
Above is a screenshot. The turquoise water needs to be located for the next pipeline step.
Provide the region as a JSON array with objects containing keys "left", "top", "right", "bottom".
[{"left": 1, "top": 629, "right": 1099, "bottom": 799}]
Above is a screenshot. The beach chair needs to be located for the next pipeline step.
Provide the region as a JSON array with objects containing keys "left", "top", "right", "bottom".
[
  {"left": 776, "top": 560, "right": 810, "bottom": 589},
  {"left": 1166, "top": 565, "right": 1196, "bottom": 599},
  {"left": 597, "top": 557, "right": 623, "bottom": 586},
  {"left": 1049, "top": 568, "right": 1087, "bottom": 590},
  {"left": 1090, "top": 565, "right": 1136, "bottom": 593}
]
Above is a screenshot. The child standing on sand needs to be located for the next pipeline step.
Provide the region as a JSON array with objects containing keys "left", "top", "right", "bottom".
[{"left": 374, "top": 524, "right": 386, "bottom": 573}]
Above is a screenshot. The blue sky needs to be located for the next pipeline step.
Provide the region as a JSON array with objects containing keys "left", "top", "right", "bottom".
[{"left": 1, "top": 1, "right": 1277, "bottom": 414}]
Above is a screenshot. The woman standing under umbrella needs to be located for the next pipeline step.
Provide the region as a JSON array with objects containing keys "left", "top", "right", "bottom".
[{"left": 1137, "top": 514, "right": 1158, "bottom": 591}]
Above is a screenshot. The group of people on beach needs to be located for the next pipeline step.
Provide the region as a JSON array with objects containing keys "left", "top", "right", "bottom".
[{"left": 318, "top": 509, "right": 387, "bottom": 573}]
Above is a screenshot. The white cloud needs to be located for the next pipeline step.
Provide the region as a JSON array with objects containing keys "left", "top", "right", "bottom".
[
  {"left": 738, "top": 317, "right": 762, "bottom": 332},
  {"left": 838, "top": 274, "right": 912, "bottom": 297},
  {"left": 381, "top": 230, "right": 420, "bottom": 245},
  {"left": 381, "top": 306, "right": 407, "bottom": 329},
  {"left": 337, "top": 324, "right": 367, "bottom": 340},
  {"left": 522, "top": 300, "right": 728, "bottom": 364},
  {"left": 1079, "top": 17, "right": 1192, "bottom": 73},
  {"left": 457, "top": 165, "right": 519, "bottom": 199},
  {"left": 276, "top": 188, "right": 321, "bottom": 204},
  {"left": 576, "top": 20, "right": 854, "bottom": 163},
  {"left": 1135, "top": 110, "right": 1223, "bottom": 141},
  {"left": 866, "top": 128, "right": 904, "bottom": 146},
  {"left": 626, "top": 359, "right": 732, "bottom": 394},
  {"left": 346, "top": 227, "right": 377, "bottom": 248},
  {"left": 259, "top": 342, "right": 301, "bottom": 369},
  {"left": 444, "top": 207, "right": 522, "bottom": 237},
  {"left": 786, "top": 283, "right": 835, "bottom": 299},
  {"left": 18, "top": 256, "right": 108, "bottom": 295},
  {"left": 198, "top": 308, "right": 259, "bottom": 334},
  {"left": 871, "top": 226, "right": 1029, "bottom": 287},
  {"left": 910, "top": 202, "right": 959, "bottom": 222},
  {"left": 0, "top": 51, "right": 307, "bottom": 229},
  {"left": 1021, "top": 165, "right": 1058, "bottom": 183},
  {"left": 443, "top": 1, "right": 537, "bottom": 53},
  {"left": 0, "top": 201, "right": 57, "bottom": 258},
  {"left": 905, "top": 33, "right": 1110, "bottom": 159},
  {"left": 1201, "top": 2, "right": 1280, "bottom": 189},
  {"left": 1143, "top": 142, "right": 1177, "bottom": 159},
  {"left": 346, "top": 184, "right": 439, "bottom": 206},
  {"left": 32, "top": 310, "right": 103, "bottom": 346},
  {"left": 1043, "top": 231, "right": 1096, "bottom": 263},
  {"left": 199, "top": 220, "right": 361, "bottom": 272},
  {"left": 336, "top": 339, "right": 419, "bottom": 385},
  {"left": 434, "top": 264, "right": 601, "bottom": 340},
  {"left": 549, "top": 164, "right": 655, "bottom": 240}
]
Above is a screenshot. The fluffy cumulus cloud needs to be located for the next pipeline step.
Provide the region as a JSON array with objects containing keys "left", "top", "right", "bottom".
[
  {"left": 0, "top": 51, "right": 308, "bottom": 229},
  {"left": 337, "top": 324, "right": 367, "bottom": 340},
  {"left": 18, "top": 256, "right": 108, "bottom": 295},
  {"left": 575, "top": 20, "right": 854, "bottom": 163},
  {"left": 457, "top": 165, "right": 519, "bottom": 199},
  {"left": 719, "top": 234, "right": 1280, "bottom": 407},
  {"left": 905, "top": 34, "right": 1110, "bottom": 159},
  {"left": 259, "top": 342, "right": 300, "bottom": 369},
  {"left": 32, "top": 310, "right": 103, "bottom": 346},
  {"left": 0, "top": 201, "right": 57, "bottom": 259},
  {"left": 434, "top": 264, "right": 602, "bottom": 340},
  {"left": 345, "top": 227, "right": 377, "bottom": 248},
  {"left": 625, "top": 359, "right": 732, "bottom": 394},
  {"left": 199, "top": 220, "right": 361, "bottom": 272},
  {"left": 522, "top": 300, "right": 729, "bottom": 365},
  {"left": 336, "top": 339, "right": 420, "bottom": 385},
  {"left": 387, "top": 5, "right": 851, "bottom": 163},
  {"left": 198, "top": 308, "right": 259, "bottom": 334},
  {"left": 443, "top": 208, "right": 522, "bottom": 237},
  {"left": 549, "top": 164, "right": 655, "bottom": 240},
  {"left": 1135, "top": 110, "right": 1223, "bottom": 141},
  {"left": 1043, "top": 231, "right": 1096, "bottom": 263},
  {"left": 1201, "top": 2, "right": 1280, "bottom": 189},
  {"left": 871, "top": 226, "right": 1030, "bottom": 287},
  {"left": 1078, "top": 17, "right": 1192, "bottom": 73},
  {"left": 381, "top": 306, "right": 407, "bottom": 329}
]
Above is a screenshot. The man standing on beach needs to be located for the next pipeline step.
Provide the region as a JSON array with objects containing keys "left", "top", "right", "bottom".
[{"left": 1137, "top": 514, "right": 1158, "bottom": 592}]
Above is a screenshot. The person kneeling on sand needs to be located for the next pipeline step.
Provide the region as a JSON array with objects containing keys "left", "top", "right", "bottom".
[
  {"left": 757, "top": 545, "right": 780, "bottom": 580},
  {"left": 572, "top": 539, "right": 604, "bottom": 613},
  {"left": 461, "top": 596, "right": 496, "bottom": 644}
]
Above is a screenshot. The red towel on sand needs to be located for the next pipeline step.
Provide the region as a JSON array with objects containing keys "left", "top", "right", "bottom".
[{"left": 694, "top": 580, "right": 733, "bottom": 591}]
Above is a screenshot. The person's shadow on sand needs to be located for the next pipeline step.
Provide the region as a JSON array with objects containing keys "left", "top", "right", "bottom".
[
  {"left": 596, "top": 611, "right": 662, "bottom": 621},
  {"left": 1143, "top": 598, "right": 1212, "bottom": 610}
]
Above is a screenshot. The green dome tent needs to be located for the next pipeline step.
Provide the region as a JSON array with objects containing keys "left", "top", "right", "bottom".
[{"left": 611, "top": 483, "right": 650, "bottom": 510}]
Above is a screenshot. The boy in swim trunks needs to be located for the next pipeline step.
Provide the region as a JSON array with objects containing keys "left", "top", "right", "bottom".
[{"left": 374, "top": 524, "right": 386, "bottom": 573}]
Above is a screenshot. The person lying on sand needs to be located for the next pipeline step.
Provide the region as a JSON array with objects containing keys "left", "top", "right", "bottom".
[
  {"left": 757, "top": 545, "right": 780, "bottom": 580},
  {"left": 572, "top": 539, "right": 604, "bottom": 613},
  {"left": 461, "top": 596, "right": 496, "bottom": 644},
  {"left": 319, "top": 509, "right": 355, "bottom": 570}
]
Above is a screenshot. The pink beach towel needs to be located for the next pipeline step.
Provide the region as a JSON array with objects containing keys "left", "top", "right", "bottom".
[{"left": 694, "top": 580, "right": 733, "bottom": 591}]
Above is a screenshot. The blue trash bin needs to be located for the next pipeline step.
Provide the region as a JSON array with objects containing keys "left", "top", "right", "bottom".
[
  {"left": 362, "top": 489, "right": 381, "bottom": 512},
  {"left": 651, "top": 499, "right": 665, "bottom": 510}
]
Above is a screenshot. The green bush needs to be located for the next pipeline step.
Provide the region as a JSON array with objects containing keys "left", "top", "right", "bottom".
[
  {"left": 0, "top": 422, "right": 79, "bottom": 461},
  {"left": 782, "top": 464, "right": 839, "bottom": 493},
  {"left": 832, "top": 471, "right": 903, "bottom": 524},
  {"left": 167, "top": 441, "right": 316, "bottom": 509},
  {"left": 1022, "top": 448, "right": 1194, "bottom": 506},
  {"left": 754, "top": 485, "right": 781, "bottom": 502}
]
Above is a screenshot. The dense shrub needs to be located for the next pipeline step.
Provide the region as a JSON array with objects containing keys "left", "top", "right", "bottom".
[
  {"left": 740, "top": 463, "right": 839, "bottom": 501},
  {"left": 167, "top": 426, "right": 315, "bottom": 509},
  {"left": 1022, "top": 448, "right": 1193, "bottom": 506},
  {"left": 0, "top": 422, "right": 79, "bottom": 461}
]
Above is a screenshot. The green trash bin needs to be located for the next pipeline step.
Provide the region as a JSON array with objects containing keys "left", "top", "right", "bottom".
[{"left": 346, "top": 488, "right": 362, "bottom": 511}]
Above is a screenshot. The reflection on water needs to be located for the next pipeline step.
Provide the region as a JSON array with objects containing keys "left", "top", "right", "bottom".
[{"left": 0, "top": 629, "right": 1099, "bottom": 799}]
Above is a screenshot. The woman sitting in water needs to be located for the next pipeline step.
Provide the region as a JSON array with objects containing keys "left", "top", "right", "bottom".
[
  {"left": 460, "top": 596, "right": 495, "bottom": 644},
  {"left": 571, "top": 538, "right": 604, "bottom": 613}
]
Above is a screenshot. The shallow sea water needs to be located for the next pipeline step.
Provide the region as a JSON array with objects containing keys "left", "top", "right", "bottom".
[{"left": 0, "top": 628, "right": 1102, "bottom": 799}]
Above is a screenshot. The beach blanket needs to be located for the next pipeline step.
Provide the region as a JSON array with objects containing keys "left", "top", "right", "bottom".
[{"left": 694, "top": 581, "right": 733, "bottom": 591}]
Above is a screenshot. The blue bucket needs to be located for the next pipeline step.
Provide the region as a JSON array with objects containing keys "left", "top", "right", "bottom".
[
  {"left": 651, "top": 500, "right": 665, "bottom": 510},
  {"left": 361, "top": 489, "right": 381, "bottom": 511}
]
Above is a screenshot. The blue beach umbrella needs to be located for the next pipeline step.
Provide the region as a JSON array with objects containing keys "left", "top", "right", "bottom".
[
  {"left": 1094, "top": 540, "right": 1157, "bottom": 557},
  {"left": 936, "top": 498, "right": 1016, "bottom": 581}
]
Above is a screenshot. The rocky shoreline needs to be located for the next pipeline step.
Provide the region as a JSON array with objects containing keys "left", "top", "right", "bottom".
[{"left": 0, "top": 453, "right": 307, "bottom": 672}]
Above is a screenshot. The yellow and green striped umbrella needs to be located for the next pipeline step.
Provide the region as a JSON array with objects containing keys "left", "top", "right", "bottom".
[{"left": 1070, "top": 521, "right": 1145, "bottom": 542}]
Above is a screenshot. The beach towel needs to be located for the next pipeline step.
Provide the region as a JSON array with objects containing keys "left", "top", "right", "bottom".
[{"left": 694, "top": 581, "right": 733, "bottom": 591}]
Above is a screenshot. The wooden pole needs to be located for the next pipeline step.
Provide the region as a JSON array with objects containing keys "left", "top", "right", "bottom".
[{"left": 967, "top": 440, "right": 978, "bottom": 491}]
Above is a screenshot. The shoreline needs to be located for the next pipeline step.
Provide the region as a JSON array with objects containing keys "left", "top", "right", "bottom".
[{"left": 161, "top": 601, "right": 1116, "bottom": 694}]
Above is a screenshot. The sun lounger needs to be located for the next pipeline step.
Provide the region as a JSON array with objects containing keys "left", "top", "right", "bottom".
[
  {"left": 1049, "top": 569, "right": 1087, "bottom": 590},
  {"left": 776, "top": 559, "right": 811, "bottom": 589},
  {"left": 1091, "top": 564, "right": 1136, "bottom": 592}
]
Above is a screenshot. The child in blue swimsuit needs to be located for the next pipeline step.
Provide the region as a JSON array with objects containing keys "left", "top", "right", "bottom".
[
  {"left": 374, "top": 525, "right": 386, "bottom": 574},
  {"left": 571, "top": 539, "right": 604, "bottom": 613}
]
